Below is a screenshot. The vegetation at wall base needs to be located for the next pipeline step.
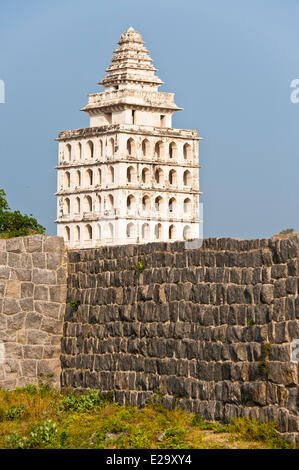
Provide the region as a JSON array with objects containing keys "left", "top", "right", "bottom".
[
  {"left": 0, "top": 386, "right": 295, "bottom": 450},
  {"left": 0, "top": 188, "right": 45, "bottom": 238}
]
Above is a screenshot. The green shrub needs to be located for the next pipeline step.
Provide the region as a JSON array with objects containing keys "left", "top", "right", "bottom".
[
  {"left": 228, "top": 417, "right": 292, "bottom": 449},
  {"left": 161, "top": 425, "right": 187, "bottom": 449},
  {"left": 5, "top": 405, "right": 26, "bottom": 421},
  {"left": 126, "top": 428, "right": 150, "bottom": 449},
  {"left": 5, "top": 420, "right": 58, "bottom": 449},
  {"left": 70, "top": 300, "right": 80, "bottom": 311},
  {"left": 62, "top": 390, "right": 113, "bottom": 412},
  {"left": 191, "top": 415, "right": 228, "bottom": 432},
  {"left": 0, "top": 188, "right": 45, "bottom": 238}
]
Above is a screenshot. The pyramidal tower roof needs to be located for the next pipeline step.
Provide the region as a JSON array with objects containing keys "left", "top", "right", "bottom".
[{"left": 99, "top": 26, "right": 163, "bottom": 89}]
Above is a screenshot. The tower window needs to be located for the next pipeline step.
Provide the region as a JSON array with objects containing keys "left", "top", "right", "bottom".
[
  {"left": 132, "top": 110, "right": 136, "bottom": 124},
  {"left": 160, "top": 115, "right": 166, "bottom": 127}
]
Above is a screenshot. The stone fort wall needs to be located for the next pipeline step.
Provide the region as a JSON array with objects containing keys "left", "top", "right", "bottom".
[
  {"left": 0, "top": 235, "right": 67, "bottom": 389},
  {"left": 63, "top": 236, "right": 299, "bottom": 444},
  {"left": 0, "top": 234, "right": 298, "bottom": 443}
]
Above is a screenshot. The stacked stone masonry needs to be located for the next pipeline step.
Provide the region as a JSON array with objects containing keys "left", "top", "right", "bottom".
[
  {"left": 0, "top": 235, "right": 67, "bottom": 389},
  {"left": 0, "top": 234, "right": 298, "bottom": 444},
  {"left": 63, "top": 236, "right": 299, "bottom": 444}
]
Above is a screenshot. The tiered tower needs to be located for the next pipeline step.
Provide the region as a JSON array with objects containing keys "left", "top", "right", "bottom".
[{"left": 56, "top": 27, "right": 202, "bottom": 248}]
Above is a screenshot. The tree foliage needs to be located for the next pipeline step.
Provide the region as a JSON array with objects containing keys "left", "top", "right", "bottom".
[
  {"left": 279, "top": 228, "right": 294, "bottom": 235},
  {"left": 0, "top": 188, "right": 45, "bottom": 238}
]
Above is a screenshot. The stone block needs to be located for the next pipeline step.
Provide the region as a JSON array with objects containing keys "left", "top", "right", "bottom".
[
  {"left": 23, "top": 345, "right": 44, "bottom": 359},
  {"left": 0, "top": 267, "right": 10, "bottom": 280},
  {"left": 4, "top": 343, "right": 23, "bottom": 359},
  {"left": 260, "top": 285, "right": 274, "bottom": 304},
  {"left": 33, "top": 285, "right": 49, "bottom": 301},
  {"left": 3, "top": 298, "right": 20, "bottom": 315},
  {"left": 23, "top": 235, "right": 43, "bottom": 253},
  {"left": 6, "top": 281, "right": 21, "bottom": 299},
  {"left": 49, "top": 285, "right": 67, "bottom": 303},
  {"left": 22, "top": 360, "right": 37, "bottom": 377},
  {"left": 0, "top": 252, "right": 7, "bottom": 265},
  {"left": 32, "top": 269, "right": 56, "bottom": 285},
  {"left": 27, "top": 329, "right": 52, "bottom": 345},
  {"left": 25, "top": 312, "right": 43, "bottom": 329},
  {"left": 40, "top": 317, "right": 63, "bottom": 335},
  {"left": 43, "top": 236, "right": 64, "bottom": 253},
  {"left": 7, "top": 312, "right": 26, "bottom": 330},
  {"left": 46, "top": 253, "right": 63, "bottom": 270},
  {"left": 32, "top": 253, "right": 46, "bottom": 269},
  {"left": 37, "top": 359, "right": 61, "bottom": 377},
  {"left": 6, "top": 238, "right": 24, "bottom": 253},
  {"left": 12, "top": 269, "right": 32, "bottom": 281},
  {"left": 21, "top": 282, "right": 34, "bottom": 299}
]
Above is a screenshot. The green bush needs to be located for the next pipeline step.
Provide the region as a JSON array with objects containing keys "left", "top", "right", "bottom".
[
  {"left": 62, "top": 390, "right": 113, "bottom": 412},
  {"left": 191, "top": 415, "right": 228, "bottom": 432},
  {"left": 228, "top": 417, "right": 292, "bottom": 449},
  {"left": 5, "top": 405, "right": 26, "bottom": 421},
  {"left": 0, "top": 188, "right": 45, "bottom": 238},
  {"left": 6, "top": 420, "right": 58, "bottom": 449}
]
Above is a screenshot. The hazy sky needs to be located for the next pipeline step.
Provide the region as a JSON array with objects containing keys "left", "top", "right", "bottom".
[{"left": 1, "top": 0, "right": 299, "bottom": 239}]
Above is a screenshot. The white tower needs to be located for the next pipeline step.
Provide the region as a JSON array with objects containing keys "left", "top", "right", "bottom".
[{"left": 56, "top": 27, "right": 202, "bottom": 248}]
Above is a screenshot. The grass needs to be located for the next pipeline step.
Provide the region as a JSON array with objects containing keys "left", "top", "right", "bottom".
[{"left": 0, "top": 386, "right": 295, "bottom": 449}]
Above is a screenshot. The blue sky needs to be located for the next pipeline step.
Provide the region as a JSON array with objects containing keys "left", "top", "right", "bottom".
[{"left": 0, "top": 0, "right": 299, "bottom": 239}]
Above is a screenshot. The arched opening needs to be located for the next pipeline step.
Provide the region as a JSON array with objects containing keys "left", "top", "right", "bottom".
[
  {"left": 155, "top": 168, "right": 164, "bottom": 184},
  {"left": 85, "top": 140, "right": 94, "bottom": 159},
  {"left": 64, "top": 198, "right": 70, "bottom": 215},
  {"left": 142, "top": 139, "right": 150, "bottom": 157},
  {"left": 142, "top": 223, "right": 150, "bottom": 240},
  {"left": 169, "top": 170, "right": 177, "bottom": 185},
  {"left": 126, "top": 223, "right": 135, "bottom": 238},
  {"left": 76, "top": 142, "right": 82, "bottom": 160},
  {"left": 183, "top": 225, "right": 192, "bottom": 240},
  {"left": 85, "top": 169, "right": 93, "bottom": 186},
  {"left": 107, "top": 138, "right": 114, "bottom": 157},
  {"left": 75, "top": 226, "right": 80, "bottom": 241},
  {"left": 64, "top": 172, "right": 70, "bottom": 188},
  {"left": 127, "top": 166, "right": 136, "bottom": 183},
  {"left": 183, "top": 170, "right": 192, "bottom": 186},
  {"left": 184, "top": 198, "right": 192, "bottom": 214},
  {"left": 127, "top": 194, "right": 136, "bottom": 211},
  {"left": 106, "top": 194, "right": 114, "bottom": 211},
  {"left": 155, "top": 196, "right": 164, "bottom": 212},
  {"left": 142, "top": 195, "right": 150, "bottom": 212},
  {"left": 97, "top": 195, "right": 101, "bottom": 212},
  {"left": 64, "top": 226, "right": 70, "bottom": 241},
  {"left": 99, "top": 140, "right": 103, "bottom": 158},
  {"left": 64, "top": 144, "right": 71, "bottom": 161},
  {"left": 154, "top": 141, "right": 164, "bottom": 159},
  {"left": 84, "top": 224, "right": 92, "bottom": 241},
  {"left": 84, "top": 195, "right": 92, "bottom": 213},
  {"left": 168, "top": 198, "right": 176, "bottom": 214},
  {"left": 108, "top": 166, "right": 114, "bottom": 184},
  {"left": 97, "top": 169, "right": 101, "bottom": 186},
  {"left": 127, "top": 138, "right": 135, "bottom": 156},
  {"left": 75, "top": 170, "right": 81, "bottom": 187},
  {"left": 142, "top": 168, "right": 150, "bottom": 184},
  {"left": 75, "top": 197, "right": 80, "bottom": 214},
  {"left": 169, "top": 142, "right": 177, "bottom": 159},
  {"left": 183, "top": 143, "right": 191, "bottom": 160},
  {"left": 107, "top": 223, "right": 114, "bottom": 239},
  {"left": 169, "top": 224, "right": 176, "bottom": 240},
  {"left": 154, "top": 223, "right": 162, "bottom": 240}
]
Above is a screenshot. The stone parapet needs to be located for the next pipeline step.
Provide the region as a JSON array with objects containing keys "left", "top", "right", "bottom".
[
  {"left": 63, "top": 236, "right": 299, "bottom": 444},
  {"left": 0, "top": 235, "right": 67, "bottom": 390}
]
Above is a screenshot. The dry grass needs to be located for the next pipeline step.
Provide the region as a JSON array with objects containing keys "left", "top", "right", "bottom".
[{"left": 0, "top": 387, "right": 295, "bottom": 449}]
